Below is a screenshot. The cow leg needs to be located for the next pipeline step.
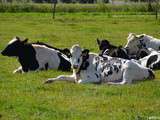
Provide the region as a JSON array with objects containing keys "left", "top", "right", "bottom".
[
  {"left": 77, "top": 79, "right": 96, "bottom": 84},
  {"left": 107, "top": 69, "right": 132, "bottom": 85},
  {"left": 107, "top": 80, "right": 128, "bottom": 85},
  {"left": 77, "top": 74, "right": 101, "bottom": 84},
  {"left": 13, "top": 66, "right": 24, "bottom": 74},
  {"left": 44, "top": 74, "right": 76, "bottom": 84}
]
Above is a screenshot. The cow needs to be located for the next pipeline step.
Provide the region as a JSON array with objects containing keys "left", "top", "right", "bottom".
[
  {"left": 45, "top": 44, "right": 154, "bottom": 85},
  {"left": 137, "top": 48, "right": 160, "bottom": 70},
  {"left": 97, "top": 38, "right": 130, "bottom": 59},
  {"left": 125, "top": 33, "right": 160, "bottom": 55},
  {"left": 1, "top": 37, "right": 71, "bottom": 73}
]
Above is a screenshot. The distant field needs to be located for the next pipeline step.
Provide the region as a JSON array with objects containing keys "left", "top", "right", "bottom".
[{"left": 0, "top": 13, "right": 160, "bottom": 120}]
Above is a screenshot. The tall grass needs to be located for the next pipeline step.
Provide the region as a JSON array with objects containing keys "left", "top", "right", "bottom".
[{"left": 0, "top": 3, "right": 157, "bottom": 13}]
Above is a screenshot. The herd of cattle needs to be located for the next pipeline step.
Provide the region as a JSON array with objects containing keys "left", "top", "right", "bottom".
[{"left": 1, "top": 33, "right": 160, "bottom": 85}]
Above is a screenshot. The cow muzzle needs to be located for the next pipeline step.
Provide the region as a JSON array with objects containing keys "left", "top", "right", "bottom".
[{"left": 1, "top": 50, "right": 6, "bottom": 56}]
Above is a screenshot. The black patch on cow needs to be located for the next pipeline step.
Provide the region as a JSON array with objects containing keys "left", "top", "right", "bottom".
[
  {"left": 111, "top": 47, "right": 130, "bottom": 59},
  {"left": 152, "top": 60, "right": 160, "bottom": 69},
  {"left": 97, "top": 39, "right": 117, "bottom": 50},
  {"left": 95, "top": 73, "right": 99, "bottom": 78},
  {"left": 140, "top": 39, "right": 146, "bottom": 48},
  {"left": 18, "top": 44, "right": 39, "bottom": 72},
  {"left": 113, "top": 65, "right": 119, "bottom": 73},
  {"left": 57, "top": 52, "right": 71, "bottom": 71},
  {"left": 80, "top": 61, "right": 89, "bottom": 70},
  {"left": 108, "top": 69, "right": 113, "bottom": 75},
  {"left": 79, "top": 49, "right": 90, "bottom": 70},
  {"left": 146, "top": 55, "right": 158, "bottom": 68},
  {"left": 137, "top": 50, "right": 148, "bottom": 59},
  {"left": 104, "top": 72, "right": 108, "bottom": 77},
  {"left": 148, "top": 69, "right": 155, "bottom": 79},
  {"left": 45, "top": 63, "right": 49, "bottom": 70}
]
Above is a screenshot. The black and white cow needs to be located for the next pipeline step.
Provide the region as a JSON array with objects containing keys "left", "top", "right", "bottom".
[
  {"left": 1, "top": 37, "right": 71, "bottom": 73},
  {"left": 125, "top": 33, "right": 160, "bottom": 55},
  {"left": 137, "top": 48, "right": 160, "bottom": 70},
  {"left": 32, "top": 41, "right": 71, "bottom": 58},
  {"left": 45, "top": 44, "right": 154, "bottom": 85},
  {"left": 97, "top": 38, "right": 130, "bottom": 59}
]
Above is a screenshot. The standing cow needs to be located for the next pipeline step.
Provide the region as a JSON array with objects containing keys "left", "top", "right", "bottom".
[
  {"left": 45, "top": 44, "right": 154, "bottom": 85},
  {"left": 1, "top": 37, "right": 71, "bottom": 73}
]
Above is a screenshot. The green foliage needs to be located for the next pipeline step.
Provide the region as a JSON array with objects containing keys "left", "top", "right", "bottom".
[
  {"left": 0, "top": 3, "right": 158, "bottom": 13},
  {"left": 0, "top": 13, "right": 160, "bottom": 120}
]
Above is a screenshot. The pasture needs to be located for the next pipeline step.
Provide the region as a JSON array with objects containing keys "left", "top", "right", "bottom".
[{"left": 0, "top": 12, "right": 160, "bottom": 119}]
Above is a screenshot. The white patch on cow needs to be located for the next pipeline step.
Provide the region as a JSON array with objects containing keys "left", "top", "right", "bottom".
[
  {"left": 8, "top": 38, "right": 18, "bottom": 45},
  {"left": 33, "top": 44, "right": 61, "bottom": 70}
]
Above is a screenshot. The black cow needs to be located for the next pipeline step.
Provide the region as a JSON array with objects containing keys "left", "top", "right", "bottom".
[{"left": 97, "top": 38, "right": 130, "bottom": 59}]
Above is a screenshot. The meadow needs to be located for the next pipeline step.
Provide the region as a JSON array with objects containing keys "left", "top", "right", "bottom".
[{"left": 0, "top": 12, "right": 160, "bottom": 120}]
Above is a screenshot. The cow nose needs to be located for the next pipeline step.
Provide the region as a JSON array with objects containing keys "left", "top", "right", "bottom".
[
  {"left": 1, "top": 50, "right": 4, "bottom": 55},
  {"left": 72, "top": 65, "right": 78, "bottom": 69}
]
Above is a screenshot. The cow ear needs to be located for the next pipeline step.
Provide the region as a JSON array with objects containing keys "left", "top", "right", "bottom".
[
  {"left": 97, "top": 38, "right": 101, "bottom": 45},
  {"left": 82, "top": 49, "right": 89, "bottom": 57},
  {"left": 16, "top": 36, "right": 20, "bottom": 40},
  {"left": 22, "top": 38, "right": 28, "bottom": 44},
  {"left": 139, "top": 34, "right": 145, "bottom": 38},
  {"left": 62, "top": 48, "right": 71, "bottom": 58},
  {"left": 129, "top": 33, "right": 136, "bottom": 38}
]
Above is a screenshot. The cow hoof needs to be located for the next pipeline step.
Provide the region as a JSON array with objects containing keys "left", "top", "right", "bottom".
[{"left": 13, "top": 69, "right": 23, "bottom": 74}]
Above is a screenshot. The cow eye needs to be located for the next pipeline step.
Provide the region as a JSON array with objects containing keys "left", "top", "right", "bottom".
[{"left": 78, "top": 58, "right": 80, "bottom": 63}]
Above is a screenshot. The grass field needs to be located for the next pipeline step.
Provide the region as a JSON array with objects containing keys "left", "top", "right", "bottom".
[{"left": 0, "top": 13, "right": 160, "bottom": 120}]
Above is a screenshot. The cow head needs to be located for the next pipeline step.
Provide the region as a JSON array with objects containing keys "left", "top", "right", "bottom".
[
  {"left": 97, "top": 38, "right": 111, "bottom": 50},
  {"left": 70, "top": 44, "right": 89, "bottom": 72},
  {"left": 1, "top": 37, "right": 28, "bottom": 57},
  {"left": 61, "top": 48, "right": 72, "bottom": 58},
  {"left": 125, "top": 33, "right": 145, "bottom": 55}
]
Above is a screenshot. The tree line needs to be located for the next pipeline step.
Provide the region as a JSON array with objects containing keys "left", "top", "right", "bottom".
[{"left": 0, "top": 0, "right": 157, "bottom": 3}]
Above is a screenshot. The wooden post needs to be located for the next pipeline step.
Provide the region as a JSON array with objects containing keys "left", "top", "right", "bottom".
[
  {"left": 52, "top": 0, "right": 57, "bottom": 19},
  {"left": 155, "top": 0, "right": 159, "bottom": 19},
  {"left": 148, "top": 0, "right": 152, "bottom": 12}
]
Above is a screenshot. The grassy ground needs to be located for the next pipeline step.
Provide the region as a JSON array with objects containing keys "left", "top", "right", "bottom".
[{"left": 0, "top": 13, "right": 160, "bottom": 120}]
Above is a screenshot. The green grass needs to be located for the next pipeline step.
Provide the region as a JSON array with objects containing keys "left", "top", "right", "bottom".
[{"left": 0, "top": 13, "right": 160, "bottom": 120}]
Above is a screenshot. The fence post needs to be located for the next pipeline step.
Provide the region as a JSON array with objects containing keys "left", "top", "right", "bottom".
[
  {"left": 155, "top": 0, "right": 159, "bottom": 19},
  {"left": 52, "top": 0, "right": 57, "bottom": 19}
]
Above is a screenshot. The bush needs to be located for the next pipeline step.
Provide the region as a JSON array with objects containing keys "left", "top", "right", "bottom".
[{"left": 0, "top": 3, "right": 157, "bottom": 13}]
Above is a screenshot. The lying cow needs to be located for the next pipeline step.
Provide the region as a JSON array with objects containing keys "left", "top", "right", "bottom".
[
  {"left": 97, "top": 38, "right": 130, "bottom": 59},
  {"left": 1, "top": 37, "right": 71, "bottom": 73},
  {"left": 45, "top": 44, "right": 154, "bottom": 85},
  {"left": 138, "top": 48, "right": 160, "bottom": 70},
  {"left": 125, "top": 33, "right": 160, "bottom": 55}
]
